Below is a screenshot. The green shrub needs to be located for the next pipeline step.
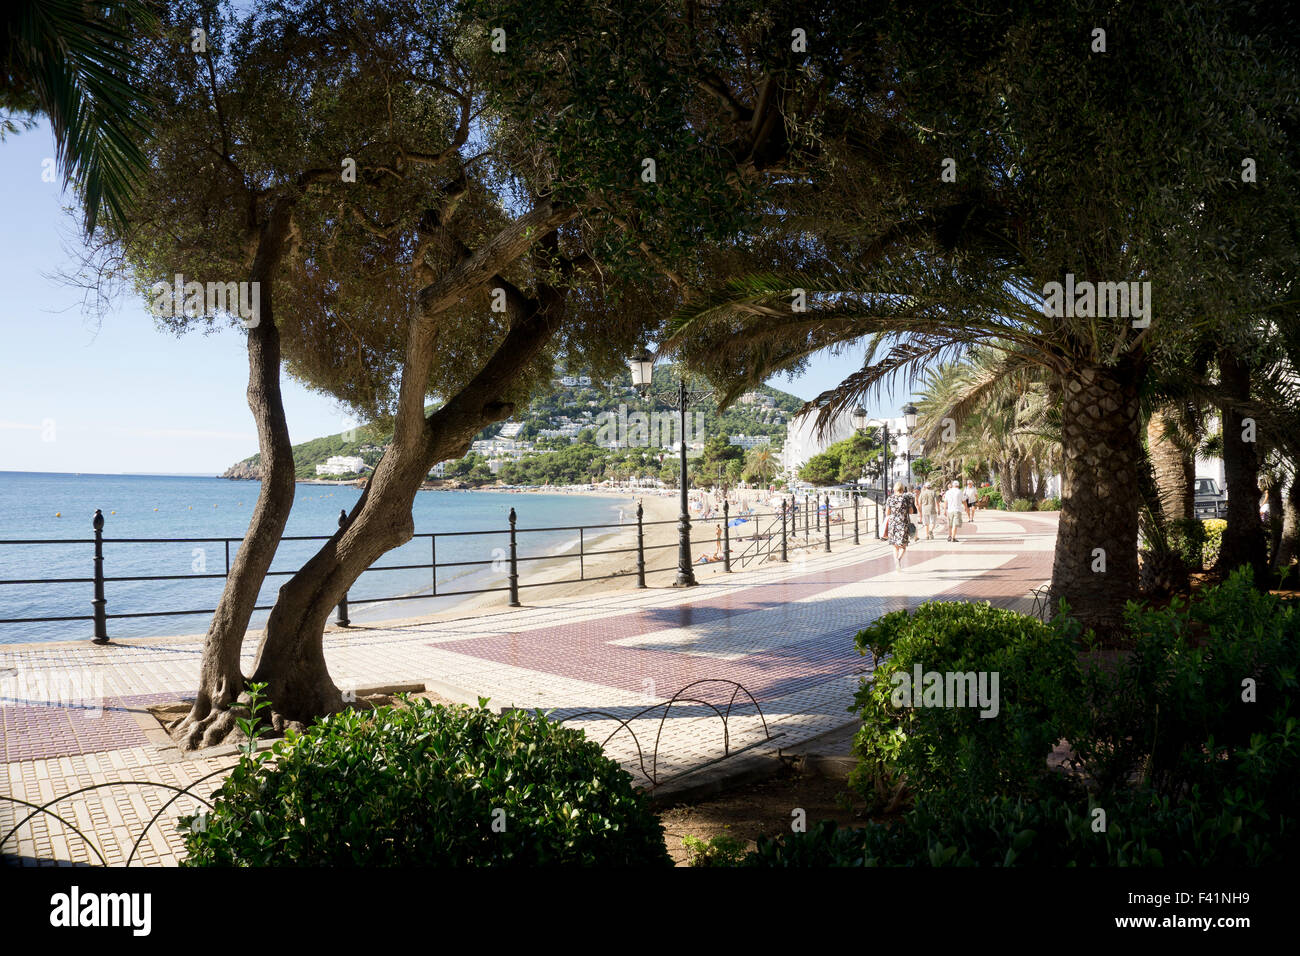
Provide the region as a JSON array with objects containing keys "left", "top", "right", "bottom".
[
  {"left": 1010, "top": 498, "right": 1034, "bottom": 511},
  {"left": 849, "top": 602, "right": 1082, "bottom": 811},
  {"left": 978, "top": 488, "right": 1004, "bottom": 510},
  {"left": 682, "top": 833, "right": 748, "bottom": 866},
  {"left": 1038, "top": 497, "right": 1061, "bottom": 511},
  {"left": 179, "top": 698, "right": 671, "bottom": 866},
  {"left": 1202, "top": 518, "right": 1226, "bottom": 568},
  {"left": 1075, "top": 567, "right": 1300, "bottom": 800},
  {"left": 1168, "top": 517, "right": 1208, "bottom": 570},
  {"left": 747, "top": 744, "right": 1300, "bottom": 866}
]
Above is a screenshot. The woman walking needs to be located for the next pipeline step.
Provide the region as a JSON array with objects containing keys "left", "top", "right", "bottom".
[{"left": 884, "top": 480, "right": 916, "bottom": 570}]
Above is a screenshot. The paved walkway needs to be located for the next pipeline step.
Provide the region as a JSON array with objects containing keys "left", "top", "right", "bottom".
[{"left": 0, "top": 509, "right": 1058, "bottom": 865}]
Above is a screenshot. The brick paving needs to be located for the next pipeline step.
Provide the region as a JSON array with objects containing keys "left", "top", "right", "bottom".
[{"left": 0, "top": 509, "right": 1056, "bottom": 865}]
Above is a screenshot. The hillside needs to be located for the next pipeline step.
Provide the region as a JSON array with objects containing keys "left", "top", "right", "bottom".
[{"left": 221, "top": 366, "right": 803, "bottom": 480}]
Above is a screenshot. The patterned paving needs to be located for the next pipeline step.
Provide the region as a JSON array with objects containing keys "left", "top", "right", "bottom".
[{"left": 0, "top": 509, "right": 1058, "bottom": 865}]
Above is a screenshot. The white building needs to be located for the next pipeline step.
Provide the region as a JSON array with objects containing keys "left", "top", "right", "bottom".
[
  {"left": 729, "top": 434, "right": 772, "bottom": 450},
  {"left": 316, "top": 455, "right": 367, "bottom": 476}
]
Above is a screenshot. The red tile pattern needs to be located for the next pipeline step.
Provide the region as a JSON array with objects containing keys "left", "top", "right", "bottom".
[{"left": 438, "top": 547, "right": 1053, "bottom": 704}]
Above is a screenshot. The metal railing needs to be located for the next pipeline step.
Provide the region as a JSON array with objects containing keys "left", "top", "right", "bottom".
[{"left": 0, "top": 492, "right": 884, "bottom": 643}]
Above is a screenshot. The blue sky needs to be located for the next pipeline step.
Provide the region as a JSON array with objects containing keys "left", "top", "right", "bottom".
[{"left": 0, "top": 120, "right": 904, "bottom": 475}]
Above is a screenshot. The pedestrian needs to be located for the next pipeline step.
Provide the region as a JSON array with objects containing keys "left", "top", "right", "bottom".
[
  {"left": 919, "top": 481, "right": 938, "bottom": 539},
  {"left": 715, "top": 523, "right": 723, "bottom": 552},
  {"left": 964, "top": 479, "right": 978, "bottom": 522},
  {"left": 945, "top": 480, "right": 965, "bottom": 542},
  {"left": 884, "top": 480, "right": 916, "bottom": 570}
]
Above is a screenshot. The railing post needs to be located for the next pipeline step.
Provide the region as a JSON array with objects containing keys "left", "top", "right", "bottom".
[
  {"left": 508, "top": 507, "right": 520, "bottom": 606},
  {"left": 780, "top": 501, "right": 788, "bottom": 562},
  {"left": 579, "top": 528, "right": 585, "bottom": 581},
  {"left": 723, "top": 500, "right": 731, "bottom": 572},
  {"left": 335, "top": 509, "right": 351, "bottom": 627},
  {"left": 91, "top": 509, "right": 109, "bottom": 645},
  {"left": 816, "top": 493, "right": 821, "bottom": 532},
  {"left": 636, "top": 501, "right": 646, "bottom": 588},
  {"left": 854, "top": 494, "right": 860, "bottom": 545},
  {"left": 431, "top": 534, "right": 437, "bottom": 596},
  {"left": 825, "top": 494, "right": 832, "bottom": 552},
  {"left": 804, "top": 495, "right": 810, "bottom": 538}
]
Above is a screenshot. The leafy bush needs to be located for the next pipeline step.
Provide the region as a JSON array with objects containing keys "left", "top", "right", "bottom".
[
  {"left": 1075, "top": 568, "right": 1300, "bottom": 800},
  {"left": 747, "top": 749, "right": 1300, "bottom": 866},
  {"left": 1010, "top": 498, "right": 1034, "bottom": 511},
  {"left": 849, "top": 602, "right": 1082, "bottom": 811},
  {"left": 1038, "top": 497, "right": 1061, "bottom": 511},
  {"left": 1168, "top": 517, "right": 1207, "bottom": 570},
  {"left": 682, "top": 833, "right": 748, "bottom": 866},
  {"left": 179, "top": 698, "right": 671, "bottom": 866},
  {"left": 978, "top": 488, "right": 1004, "bottom": 510},
  {"left": 1202, "top": 518, "right": 1226, "bottom": 568},
  {"left": 788, "top": 573, "right": 1300, "bottom": 867}
]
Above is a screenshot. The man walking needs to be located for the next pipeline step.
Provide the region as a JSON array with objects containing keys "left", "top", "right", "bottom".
[
  {"left": 944, "top": 480, "right": 965, "bottom": 542},
  {"left": 919, "top": 481, "right": 938, "bottom": 539}
]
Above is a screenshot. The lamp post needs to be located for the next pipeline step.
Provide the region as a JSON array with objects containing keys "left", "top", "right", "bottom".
[
  {"left": 902, "top": 402, "right": 918, "bottom": 486},
  {"left": 852, "top": 405, "right": 889, "bottom": 499},
  {"left": 630, "top": 348, "right": 710, "bottom": 587}
]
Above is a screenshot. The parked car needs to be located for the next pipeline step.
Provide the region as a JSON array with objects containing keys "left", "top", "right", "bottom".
[{"left": 1194, "top": 476, "right": 1227, "bottom": 519}]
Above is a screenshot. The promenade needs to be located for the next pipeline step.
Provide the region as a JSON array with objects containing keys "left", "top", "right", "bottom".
[{"left": 1, "top": 509, "right": 1059, "bottom": 866}]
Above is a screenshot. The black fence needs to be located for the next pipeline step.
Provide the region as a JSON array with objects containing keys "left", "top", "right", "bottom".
[{"left": 0, "top": 491, "right": 884, "bottom": 644}]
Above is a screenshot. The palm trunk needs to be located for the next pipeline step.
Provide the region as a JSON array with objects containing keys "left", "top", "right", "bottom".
[
  {"left": 173, "top": 203, "right": 298, "bottom": 750},
  {"left": 1049, "top": 362, "right": 1143, "bottom": 637},
  {"left": 998, "top": 459, "right": 1013, "bottom": 505},
  {"left": 1266, "top": 481, "right": 1284, "bottom": 569},
  {"left": 1216, "top": 348, "right": 1268, "bottom": 586},
  {"left": 1279, "top": 471, "right": 1300, "bottom": 568},
  {"left": 1147, "top": 405, "right": 1193, "bottom": 522}
]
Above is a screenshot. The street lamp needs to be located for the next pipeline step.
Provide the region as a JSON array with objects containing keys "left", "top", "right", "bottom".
[
  {"left": 902, "top": 402, "right": 918, "bottom": 485},
  {"left": 629, "top": 348, "right": 711, "bottom": 587},
  {"left": 852, "top": 407, "right": 890, "bottom": 498}
]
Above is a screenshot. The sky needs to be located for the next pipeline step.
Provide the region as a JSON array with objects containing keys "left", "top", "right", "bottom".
[{"left": 0, "top": 119, "right": 907, "bottom": 476}]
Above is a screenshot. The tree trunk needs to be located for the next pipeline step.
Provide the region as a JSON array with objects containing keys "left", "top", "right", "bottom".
[
  {"left": 172, "top": 203, "right": 298, "bottom": 750},
  {"left": 1279, "top": 470, "right": 1300, "bottom": 569},
  {"left": 249, "top": 286, "right": 569, "bottom": 725},
  {"left": 1266, "top": 481, "right": 1284, "bottom": 569},
  {"left": 1147, "top": 405, "right": 1193, "bottom": 522},
  {"left": 1016, "top": 458, "right": 1033, "bottom": 501},
  {"left": 998, "top": 459, "right": 1013, "bottom": 505},
  {"left": 1216, "top": 348, "right": 1268, "bottom": 586},
  {"left": 1049, "top": 362, "right": 1143, "bottom": 638}
]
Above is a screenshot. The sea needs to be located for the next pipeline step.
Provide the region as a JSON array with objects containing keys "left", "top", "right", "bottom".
[{"left": 0, "top": 472, "right": 631, "bottom": 644}]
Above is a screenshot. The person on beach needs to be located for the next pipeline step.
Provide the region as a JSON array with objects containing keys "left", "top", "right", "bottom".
[
  {"left": 883, "top": 480, "right": 915, "bottom": 570},
  {"left": 945, "top": 480, "right": 965, "bottom": 542},
  {"left": 919, "top": 481, "right": 937, "bottom": 539}
]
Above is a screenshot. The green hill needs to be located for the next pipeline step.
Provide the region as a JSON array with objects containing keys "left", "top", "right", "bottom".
[{"left": 221, "top": 366, "right": 802, "bottom": 481}]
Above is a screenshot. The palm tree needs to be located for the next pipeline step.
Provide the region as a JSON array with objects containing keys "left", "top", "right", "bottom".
[
  {"left": 1, "top": 0, "right": 156, "bottom": 233},
  {"left": 664, "top": 1, "right": 1297, "bottom": 635},
  {"left": 912, "top": 349, "right": 1062, "bottom": 503},
  {"left": 744, "top": 445, "right": 777, "bottom": 484}
]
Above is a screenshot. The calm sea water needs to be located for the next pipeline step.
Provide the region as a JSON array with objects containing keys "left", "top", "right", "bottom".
[{"left": 0, "top": 472, "right": 630, "bottom": 644}]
